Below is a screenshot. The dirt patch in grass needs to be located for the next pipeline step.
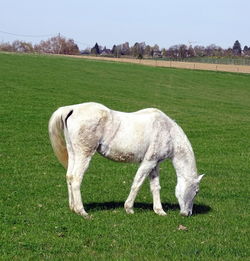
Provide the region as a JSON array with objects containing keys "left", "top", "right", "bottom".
[{"left": 70, "top": 55, "right": 250, "bottom": 74}]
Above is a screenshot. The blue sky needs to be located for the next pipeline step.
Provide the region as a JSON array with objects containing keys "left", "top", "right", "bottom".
[{"left": 1, "top": 0, "right": 249, "bottom": 50}]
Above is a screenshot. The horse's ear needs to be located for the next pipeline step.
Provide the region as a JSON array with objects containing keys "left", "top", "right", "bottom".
[{"left": 197, "top": 174, "right": 205, "bottom": 183}]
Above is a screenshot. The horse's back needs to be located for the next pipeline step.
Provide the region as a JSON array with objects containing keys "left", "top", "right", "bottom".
[
  {"left": 98, "top": 107, "right": 174, "bottom": 163},
  {"left": 68, "top": 102, "right": 109, "bottom": 118},
  {"left": 62, "top": 103, "right": 167, "bottom": 124}
]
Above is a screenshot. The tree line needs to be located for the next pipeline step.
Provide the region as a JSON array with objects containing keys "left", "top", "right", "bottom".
[
  {"left": 89, "top": 40, "right": 250, "bottom": 59},
  {"left": 0, "top": 35, "right": 249, "bottom": 59},
  {"left": 0, "top": 35, "right": 79, "bottom": 55}
]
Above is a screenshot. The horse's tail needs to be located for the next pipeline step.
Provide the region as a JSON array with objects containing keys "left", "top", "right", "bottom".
[{"left": 48, "top": 107, "right": 69, "bottom": 169}]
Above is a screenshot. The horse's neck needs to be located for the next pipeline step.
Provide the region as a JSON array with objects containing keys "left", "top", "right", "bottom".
[
  {"left": 172, "top": 153, "right": 197, "bottom": 181},
  {"left": 171, "top": 127, "right": 198, "bottom": 180}
]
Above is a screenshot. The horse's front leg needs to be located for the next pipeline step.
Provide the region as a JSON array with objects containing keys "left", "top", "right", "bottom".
[
  {"left": 149, "top": 165, "right": 167, "bottom": 216},
  {"left": 125, "top": 160, "right": 157, "bottom": 214}
]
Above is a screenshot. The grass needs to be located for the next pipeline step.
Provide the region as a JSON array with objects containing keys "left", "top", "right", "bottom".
[{"left": 0, "top": 52, "right": 249, "bottom": 260}]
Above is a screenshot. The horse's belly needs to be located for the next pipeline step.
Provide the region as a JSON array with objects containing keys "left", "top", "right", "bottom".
[
  {"left": 97, "top": 139, "right": 147, "bottom": 163},
  {"left": 104, "top": 150, "right": 139, "bottom": 163}
]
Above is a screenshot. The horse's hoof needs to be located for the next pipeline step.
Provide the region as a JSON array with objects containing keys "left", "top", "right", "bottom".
[
  {"left": 124, "top": 202, "right": 134, "bottom": 214},
  {"left": 84, "top": 214, "right": 93, "bottom": 220},
  {"left": 154, "top": 209, "right": 167, "bottom": 216},
  {"left": 75, "top": 208, "right": 89, "bottom": 217},
  {"left": 180, "top": 210, "right": 192, "bottom": 217},
  {"left": 125, "top": 207, "right": 134, "bottom": 214},
  {"left": 126, "top": 209, "right": 134, "bottom": 214}
]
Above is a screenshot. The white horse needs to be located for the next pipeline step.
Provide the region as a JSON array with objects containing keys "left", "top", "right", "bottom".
[{"left": 48, "top": 102, "right": 204, "bottom": 218}]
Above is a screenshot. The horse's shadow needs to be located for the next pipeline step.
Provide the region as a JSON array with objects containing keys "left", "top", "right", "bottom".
[{"left": 85, "top": 201, "right": 211, "bottom": 216}]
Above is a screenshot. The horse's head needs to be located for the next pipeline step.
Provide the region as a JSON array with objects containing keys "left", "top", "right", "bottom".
[{"left": 175, "top": 174, "right": 204, "bottom": 216}]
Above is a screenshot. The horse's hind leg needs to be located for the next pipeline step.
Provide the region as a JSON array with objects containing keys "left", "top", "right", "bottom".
[
  {"left": 149, "top": 165, "right": 167, "bottom": 216},
  {"left": 125, "top": 160, "right": 157, "bottom": 214},
  {"left": 65, "top": 133, "right": 94, "bottom": 217},
  {"left": 68, "top": 151, "right": 92, "bottom": 217},
  {"left": 66, "top": 148, "right": 75, "bottom": 211}
]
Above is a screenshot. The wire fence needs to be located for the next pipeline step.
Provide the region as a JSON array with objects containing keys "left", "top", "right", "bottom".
[
  {"left": 153, "top": 57, "right": 250, "bottom": 66},
  {"left": 77, "top": 55, "right": 250, "bottom": 74}
]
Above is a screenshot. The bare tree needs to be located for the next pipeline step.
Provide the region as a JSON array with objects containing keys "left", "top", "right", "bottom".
[
  {"left": 34, "top": 35, "right": 79, "bottom": 55},
  {"left": 112, "top": 44, "right": 121, "bottom": 58},
  {"left": 179, "top": 44, "right": 188, "bottom": 59},
  {"left": 144, "top": 45, "right": 152, "bottom": 57},
  {"left": 131, "top": 42, "right": 144, "bottom": 58},
  {"left": 168, "top": 45, "right": 179, "bottom": 59},
  {"left": 0, "top": 42, "right": 13, "bottom": 52},
  {"left": 161, "top": 48, "right": 167, "bottom": 57},
  {"left": 0, "top": 40, "right": 33, "bottom": 53},
  {"left": 187, "top": 45, "right": 195, "bottom": 57},
  {"left": 120, "top": 42, "right": 130, "bottom": 55},
  {"left": 205, "top": 44, "right": 224, "bottom": 57},
  {"left": 193, "top": 45, "right": 206, "bottom": 57}
]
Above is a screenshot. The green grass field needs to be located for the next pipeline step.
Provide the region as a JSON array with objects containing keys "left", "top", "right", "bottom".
[{"left": 0, "top": 52, "right": 249, "bottom": 260}]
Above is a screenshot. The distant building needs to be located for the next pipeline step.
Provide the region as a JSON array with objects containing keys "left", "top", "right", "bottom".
[
  {"left": 153, "top": 50, "right": 162, "bottom": 58},
  {"left": 100, "top": 48, "right": 112, "bottom": 56},
  {"left": 80, "top": 49, "right": 91, "bottom": 55}
]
